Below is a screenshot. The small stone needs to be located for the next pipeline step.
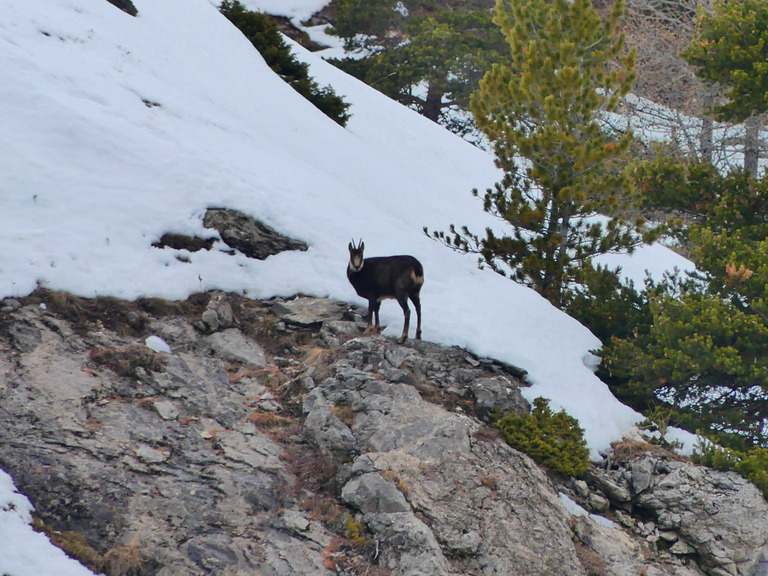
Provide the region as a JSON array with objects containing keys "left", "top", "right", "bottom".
[
  {"left": 135, "top": 445, "right": 169, "bottom": 464},
  {"left": 659, "top": 531, "right": 678, "bottom": 543},
  {"left": 153, "top": 400, "right": 179, "bottom": 421},
  {"left": 206, "top": 329, "right": 267, "bottom": 368},
  {"left": 572, "top": 479, "right": 590, "bottom": 498},
  {"left": 670, "top": 540, "right": 697, "bottom": 555},
  {"left": 588, "top": 493, "right": 610, "bottom": 513},
  {"left": 280, "top": 509, "right": 311, "bottom": 534}
]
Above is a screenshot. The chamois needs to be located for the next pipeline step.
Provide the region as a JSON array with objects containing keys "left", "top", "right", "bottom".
[{"left": 346, "top": 240, "right": 423, "bottom": 343}]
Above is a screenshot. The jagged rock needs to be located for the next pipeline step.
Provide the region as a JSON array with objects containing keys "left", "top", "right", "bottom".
[
  {"left": 303, "top": 387, "right": 358, "bottom": 459},
  {"left": 0, "top": 298, "right": 333, "bottom": 575},
  {"left": 134, "top": 444, "right": 169, "bottom": 464},
  {"left": 631, "top": 456, "right": 656, "bottom": 494},
  {"left": 636, "top": 461, "right": 768, "bottom": 576},
  {"left": 204, "top": 328, "right": 267, "bottom": 368},
  {"left": 152, "top": 400, "right": 179, "bottom": 420},
  {"left": 342, "top": 457, "right": 410, "bottom": 514},
  {"left": 572, "top": 515, "right": 704, "bottom": 576},
  {"left": 105, "top": 0, "right": 137, "bottom": 16},
  {"left": 584, "top": 467, "right": 633, "bottom": 504},
  {"left": 271, "top": 296, "right": 348, "bottom": 329},
  {"left": 198, "top": 291, "right": 234, "bottom": 333},
  {"left": 467, "top": 374, "right": 529, "bottom": 421},
  {"left": 203, "top": 208, "right": 308, "bottom": 260},
  {"left": 308, "top": 337, "right": 584, "bottom": 576},
  {"left": 584, "top": 451, "right": 768, "bottom": 576}
]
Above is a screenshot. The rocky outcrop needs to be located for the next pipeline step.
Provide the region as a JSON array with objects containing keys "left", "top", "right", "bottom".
[
  {"left": 202, "top": 208, "right": 309, "bottom": 260},
  {"left": 568, "top": 447, "right": 768, "bottom": 576},
  {"left": 0, "top": 291, "right": 766, "bottom": 576},
  {"left": 304, "top": 336, "right": 576, "bottom": 576},
  {"left": 152, "top": 208, "right": 308, "bottom": 262}
]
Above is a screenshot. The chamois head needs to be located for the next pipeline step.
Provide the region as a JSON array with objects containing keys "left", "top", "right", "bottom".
[{"left": 348, "top": 239, "right": 365, "bottom": 272}]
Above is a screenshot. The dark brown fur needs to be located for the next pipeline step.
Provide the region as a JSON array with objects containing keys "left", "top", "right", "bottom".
[{"left": 347, "top": 240, "right": 423, "bottom": 343}]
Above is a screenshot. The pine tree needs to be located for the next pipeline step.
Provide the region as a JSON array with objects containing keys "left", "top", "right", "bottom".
[
  {"left": 682, "top": 0, "right": 768, "bottom": 174},
  {"left": 430, "top": 0, "right": 644, "bottom": 306},
  {"left": 602, "top": 162, "right": 768, "bottom": 446},
  {"left": 682, "top": 0, "right": 768, "bottom": 123}
]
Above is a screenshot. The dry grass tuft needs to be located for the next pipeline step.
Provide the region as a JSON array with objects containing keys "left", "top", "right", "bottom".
[
  {"left": 103, "top": 537, "right": 145, "bottom": 575},
  {"left": 32, "top": 521, "right": 153, "bottom": 576},
  {"left": 610, "top": 436, "right": 681, "bottom": 462},
  {"left": 90, "top": 345, "right": 167, "bottom": 378}
]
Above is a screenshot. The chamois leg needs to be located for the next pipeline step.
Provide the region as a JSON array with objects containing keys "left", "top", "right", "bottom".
[
  {"left": 364, "top": 300, "right": 376, "bottom": 335},
  {"left": 410, "top": 293, "right": 422, "bottom": 340},
  {"left": 364, "top": 300, "right": 383, "bottom": 335},
  {"left": 373, "top": 301, "right": 383, "bottom": 334},
  {"left": 396, "top": 293, "right": 411, "bottom": 344}
]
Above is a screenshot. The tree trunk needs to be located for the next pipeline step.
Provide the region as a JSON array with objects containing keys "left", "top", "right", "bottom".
[
  {"left": 422, "top": 83, "right": 444, "bottom": 123},
  {"left": 744, "top": 115, "right": 761, "bottom": 177},
  {"left": 540, "top": 196, "right": 566, "bottom": 306},
  {"left": 699, "top": 91, "right": 715, "bottom": 164}
]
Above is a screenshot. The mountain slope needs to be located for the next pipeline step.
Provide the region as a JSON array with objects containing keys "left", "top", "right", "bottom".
[{"left": 0, "top": 0, "right": 697, "bottom": 463}]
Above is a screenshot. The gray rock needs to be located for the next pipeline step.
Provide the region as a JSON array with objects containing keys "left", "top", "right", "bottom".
[
  {"left": 135, "top": 444, "right": 169, "bottom": 464},
  {"left": 8, "top": 319, "right": 43, "bottom": 353},
  {"left": 303, "top": 388, "right": 358, "bottom": 459},
  {"left": 588, "top": 492, "right": 611, "bottom": 513},
  {"left": 309, "top": 337, "right": 584, "bottom": 576},
  {"left": 271, "top": 297, "right": 348, "bottom": 328},
  {"left": 1, "top": 298, "right": 21, "bottom": 311},
  {"left": 364, "top": 511, "right": 452, "bottom": 576},
  {"left": 572, "top": 515, "right": 704, "bottom": 576},
  {"left": 631, "top": 456, "right": 656, "bottom": 494},
  {"left": 277, "top": 509, "right": 311, "bottom": 534},
  {"left": 636, "top": 462, "right": 768, "bottom": 575},
  {"left": 588, "top": 448, "right": 768, "bottom": 576},
  {"left": 342, "top": 458, "right": 410, "bottom": 514},
  {"left": 584, "top": 467, "right": 632, "bottom": 503},
  {"left": 467, "top": 375, "right": 529, "bottom": 421},
  {"left": 199, "top": 292, "right": 234, "bottom": 333},
  {"left": 203, "top": 208, "right": 308, "bottom": 260},
  {"left": 205, "top": 329, "right": 267, "bottom": 368},
  {"left": 153, "top": 400, "right": 179, "bottom": 421},
  {"left": 671, "top": 540, "right": 697, "bottom": 556}
]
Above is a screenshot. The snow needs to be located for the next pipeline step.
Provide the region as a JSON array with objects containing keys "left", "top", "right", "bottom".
[
  {"left": 559, "top": 493, "right": 617, "bottom": 529},
  {"left": 145, "top": 335, "right": 172, "bottom": 354},
  {"left": 0, "top": 471, "right": 95, "bottom": 576},
  {"left": 0, "top": 0, "right": 696, "bottom": 572}
]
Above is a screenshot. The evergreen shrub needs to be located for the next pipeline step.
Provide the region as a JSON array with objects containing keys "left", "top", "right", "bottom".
[{"left": 495, "top": 397, "right": 590, "bottom": 477}]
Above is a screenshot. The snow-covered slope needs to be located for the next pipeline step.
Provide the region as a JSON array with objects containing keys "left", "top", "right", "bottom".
[{"left": 0, "top": 0, "right": 694, "bottom": 572}]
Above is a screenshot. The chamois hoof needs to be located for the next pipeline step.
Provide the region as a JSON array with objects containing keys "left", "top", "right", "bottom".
[
  {"left": 363, "top": 326, "right": 384, "bottom": 337},
  {"left": 397, "top": 335, "right": 408, "bottom": 344}
]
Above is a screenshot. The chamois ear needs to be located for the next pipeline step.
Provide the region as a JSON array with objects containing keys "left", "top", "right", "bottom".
[
  {"left": 348, "top": 241, "right": 354, "bottom": 251},
  {"left": 359, "top": 241, "right": 364, "bottom": 251}
]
